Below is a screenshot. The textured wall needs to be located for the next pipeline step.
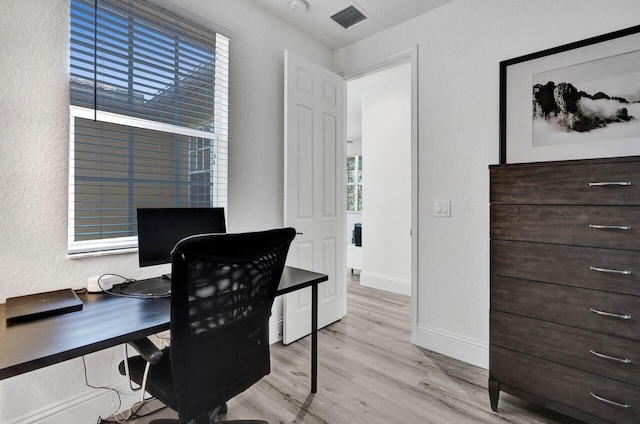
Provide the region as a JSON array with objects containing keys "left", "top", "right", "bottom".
[
  {"left": 0, "top": 0, "right": 332, "bottom": 421},
  {"left": 334, "top": 0, "right": 640, "bottom": 367},
  {"left": 361, "top": 67, "right": 412, "bottom": 290}
]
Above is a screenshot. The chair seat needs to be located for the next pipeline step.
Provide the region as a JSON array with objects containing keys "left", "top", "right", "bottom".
[
  {"left": 120, "top": 354, "right": 264, "bottom": 424},
  {"left": 118, "top": 347, "right": 178, "bottom": 411}
]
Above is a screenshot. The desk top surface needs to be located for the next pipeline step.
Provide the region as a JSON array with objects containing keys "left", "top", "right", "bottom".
[{"left": 0, "top": 266, "right": 327, "bottom": 381}]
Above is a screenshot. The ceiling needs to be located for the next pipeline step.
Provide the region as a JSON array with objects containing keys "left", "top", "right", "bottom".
[{"left": 249, "top": 0, "right": 453, "bottom": 49}]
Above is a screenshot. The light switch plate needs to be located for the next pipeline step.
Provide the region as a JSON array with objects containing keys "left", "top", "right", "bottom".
[{"left": 434, "top": 200, "right": 451, "bottom": 217}]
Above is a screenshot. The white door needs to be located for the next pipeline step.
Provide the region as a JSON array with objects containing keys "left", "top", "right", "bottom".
[{"left": 283, "top": 50, "right": 346, "bottom": 344}]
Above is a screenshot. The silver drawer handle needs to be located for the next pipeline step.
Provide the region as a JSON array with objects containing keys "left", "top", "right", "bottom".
[
  {"left": 589, "top": 224, "right": 631, "bottom": 230},
  {"left": 590, "top": 266, "right": 632, "bottom": 275},
  {"left": 590, "top": 350, "right": 632, "bottom": 364},
  {"left": 590, "top": 392, "right": 631, "bottom": 409},
  {"left": 590, "top": 308, "right": 632, "bottom": 320},
  {"left": 589, "top": 182, "right": 632, "bottom": 187}
]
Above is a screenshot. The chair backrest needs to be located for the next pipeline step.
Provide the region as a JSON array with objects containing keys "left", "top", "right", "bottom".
[{"left": 168, "top": 227, "right": 296, "bottom": 423}]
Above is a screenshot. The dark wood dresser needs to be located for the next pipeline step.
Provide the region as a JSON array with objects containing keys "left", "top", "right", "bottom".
[{"left": 489, "top": 156, "right": 640, "bottom": 424}]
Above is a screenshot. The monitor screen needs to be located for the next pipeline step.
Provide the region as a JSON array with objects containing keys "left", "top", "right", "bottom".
[{"left": 137, "top": 208, "right": 226, "bottom": 267}]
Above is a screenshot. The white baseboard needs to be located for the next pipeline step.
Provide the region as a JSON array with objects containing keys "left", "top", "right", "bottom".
[
  {"left": 360, "top": 271, "right": 411, "bottom": 296},
  {"left": 3, "top": 383, "right": 141, "bottom": 424},
  {"left": 414, "top": 323, "right": 488, "bottom": 369}
]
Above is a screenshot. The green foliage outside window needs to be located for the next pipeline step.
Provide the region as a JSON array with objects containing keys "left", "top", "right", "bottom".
[{"left": 347, "top": 155, "right": 362, "bottom": 212}]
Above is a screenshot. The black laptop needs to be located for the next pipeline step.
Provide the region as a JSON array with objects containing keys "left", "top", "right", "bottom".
[{"left": 5, "top": 289, "right": 83, "bottom": 323}]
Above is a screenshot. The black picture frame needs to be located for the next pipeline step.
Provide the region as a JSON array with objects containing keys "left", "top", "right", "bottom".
[{"left": 499, "top": 24, "right": 640, "bottom": 164}]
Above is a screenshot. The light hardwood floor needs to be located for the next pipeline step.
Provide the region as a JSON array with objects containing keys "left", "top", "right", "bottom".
[{"left": 124, "top": 274, "right": 582, "bottom": 424}]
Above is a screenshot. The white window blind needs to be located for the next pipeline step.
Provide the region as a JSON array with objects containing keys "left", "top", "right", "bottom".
[{"left": 69, "top": 0, "right": 229, "bottom": 255}]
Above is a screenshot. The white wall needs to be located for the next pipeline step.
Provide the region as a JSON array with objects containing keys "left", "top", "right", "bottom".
[
  {"left": 334, "top": 0, "right": 640, "bottom": 368},
  {"left": 360, "top": 66, "right": 412, "bottom": 295},
  {"left": 3, "top": 0, "right": 640, "bottom": 421},
  {"left": 0, "top": 0, "right": 332, "bottom": 422},
  {"left": 346, "top": 139, "right": 362, "bottom": 156}
]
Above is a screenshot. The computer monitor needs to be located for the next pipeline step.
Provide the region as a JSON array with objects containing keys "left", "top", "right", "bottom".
[
  {"left": 137, "top": 207, "right": 227, "bottom": 267},
  {"left": 119, "top": 208, "right": 227, "bottom": 297}
]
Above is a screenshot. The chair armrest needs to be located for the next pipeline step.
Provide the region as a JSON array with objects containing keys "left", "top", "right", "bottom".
[{"left": 128, "top": 338, "right": 163, "bottom": 365}]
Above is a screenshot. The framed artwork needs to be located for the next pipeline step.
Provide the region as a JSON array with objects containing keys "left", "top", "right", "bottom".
[{"left": 500, "top": 24, "right": 640, "bottom": 164}]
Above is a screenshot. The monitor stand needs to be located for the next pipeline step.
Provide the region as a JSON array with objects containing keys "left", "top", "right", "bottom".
[{"left": 115, "top": 276, "right": 171, "bottom": 297}]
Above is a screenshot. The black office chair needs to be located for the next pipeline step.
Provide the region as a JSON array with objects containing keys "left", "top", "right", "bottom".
[{"left": 119, "top": 228, "right": 296, "bottom": 424}]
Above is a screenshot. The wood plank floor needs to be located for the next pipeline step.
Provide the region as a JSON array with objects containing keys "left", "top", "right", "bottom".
[{"left": 124, "top": 275, "right": 583, "bottom": 424}]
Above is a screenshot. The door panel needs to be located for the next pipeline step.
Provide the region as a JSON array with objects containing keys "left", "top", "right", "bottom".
[{"left": 284, "top": 50, "right": 346, "bottom": 344}]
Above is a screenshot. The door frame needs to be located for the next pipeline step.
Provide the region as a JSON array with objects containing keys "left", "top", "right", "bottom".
[{"left": 343, "top": 46, "right": 419, "bottom": 343}]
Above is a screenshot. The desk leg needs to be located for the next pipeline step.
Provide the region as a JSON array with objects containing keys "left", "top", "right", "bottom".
[{"left": 311, "top": 283, "right": 318, "bottom": 393}]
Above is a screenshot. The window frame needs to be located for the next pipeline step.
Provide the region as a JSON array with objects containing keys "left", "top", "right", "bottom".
[
  {"left": 67, "top": 0, "right": 229, "bottom": 256},
  {"left": 68, "top": 106, "right": 224, "bottom": 255}
]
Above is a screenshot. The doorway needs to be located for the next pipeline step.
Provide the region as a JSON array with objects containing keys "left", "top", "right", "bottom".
[
  {"left": 283, "top": 48, "right": 418, "bottom": 345},
  {"left": 345, "top": 61, "right": 413, "bottom": 298}
]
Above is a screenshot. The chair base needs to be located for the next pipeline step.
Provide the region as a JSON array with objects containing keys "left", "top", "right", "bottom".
[
  {"left": 148, "top": 402, "right": 250, "bottom": 424},
  {"left": 149, "top": 404, "right": 265, "bottom": 424},
  {"left": 149, "top": 421, "right": 267, "bottom": 424}
]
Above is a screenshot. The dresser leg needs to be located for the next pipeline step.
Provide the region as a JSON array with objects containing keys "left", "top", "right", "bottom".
[{"left": 489, "top": 379, "right": 500, "bottom": 412}]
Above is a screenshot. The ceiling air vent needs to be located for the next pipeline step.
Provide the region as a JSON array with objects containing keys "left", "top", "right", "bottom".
[{"left": 330, "top": 4, "right": 368, "bottom": 29}]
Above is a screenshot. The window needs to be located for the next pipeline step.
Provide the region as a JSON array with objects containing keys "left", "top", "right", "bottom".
[
  {"left": 346, "top": 155, "right": 362, "bottom": 212},
  {"left": 69, "top": 0, "right": 229, "bottom": 254},
  {"left": 189, "top": 137, "right": 215, "bottom": 207}
]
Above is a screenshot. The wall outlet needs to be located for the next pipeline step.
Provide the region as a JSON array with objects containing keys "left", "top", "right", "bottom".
[{"left": 434, "top": 200, "right": 451, "bottom": 217}]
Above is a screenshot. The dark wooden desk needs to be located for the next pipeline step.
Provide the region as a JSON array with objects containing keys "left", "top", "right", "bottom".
[{"left": 0, "top": 266, "right": 327, "bottom": 393}]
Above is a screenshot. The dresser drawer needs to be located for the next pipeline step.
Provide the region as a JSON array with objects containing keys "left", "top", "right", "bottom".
[
  {"left": 491, "top": 205, "right": 640, "bottom": 250},
  {"left": 490, "top": 346, "right": 640, "bottom": 424},
  {"left": 491, "top": 240, "right": 640, "bottom": 296},
  {"left": 490, "top": 160, "right": 640, "bottom": 205},
  {"left": 491, "top": 311, "right": 640, "bottom": 386},
  {"left": 491, "top": 275, "right": 640, "bottom": 341}
]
